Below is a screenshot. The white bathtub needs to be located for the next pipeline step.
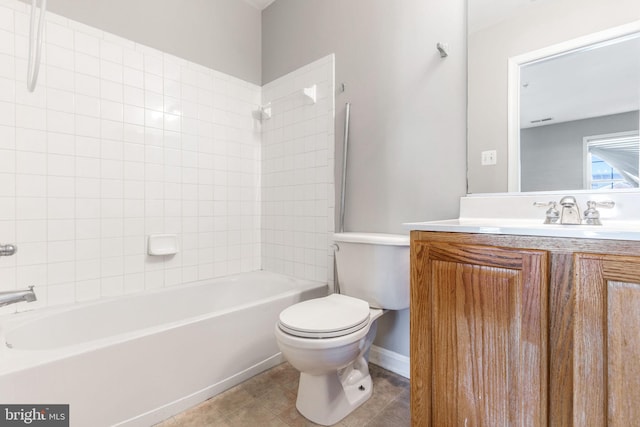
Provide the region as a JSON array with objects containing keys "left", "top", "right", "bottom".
[{"left": 0, "top": 271, "right": 327, "bottom": 426}]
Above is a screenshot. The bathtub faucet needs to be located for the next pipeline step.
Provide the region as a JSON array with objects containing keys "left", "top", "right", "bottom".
[{"left": 0, "top": 286, "right": 37, "bottom": 307}]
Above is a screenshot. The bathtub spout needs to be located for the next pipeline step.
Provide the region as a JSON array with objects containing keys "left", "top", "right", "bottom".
[{"left": 0, "top": 286, "right": 37, "bottom": 307}]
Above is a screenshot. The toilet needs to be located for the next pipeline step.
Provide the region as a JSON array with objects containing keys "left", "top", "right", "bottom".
[{"left": 274, "top": 232, "right": 410, "bottom": 426}]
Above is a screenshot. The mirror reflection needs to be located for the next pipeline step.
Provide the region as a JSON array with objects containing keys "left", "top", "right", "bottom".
[
  {"left": 518, "top": 33, "right": 640, "bottom": 192},
  {"left": 467, "top": 0, "right": 640, "bottom": 194}
]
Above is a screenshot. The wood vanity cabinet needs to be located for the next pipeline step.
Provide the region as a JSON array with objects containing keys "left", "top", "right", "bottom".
[{"left": 410, "top": 231, "right": 640, "bottom": 427}]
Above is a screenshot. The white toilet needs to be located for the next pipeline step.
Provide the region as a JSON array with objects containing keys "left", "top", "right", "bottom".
[{"left": 274, "top": 232, "right": 410, "bottom": 426}]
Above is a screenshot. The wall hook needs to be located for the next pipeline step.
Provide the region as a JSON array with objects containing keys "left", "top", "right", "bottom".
[
  {"left": 303, "top": 84, "right": 317, "bottom": 104},
  {"left": 259, "top": 103, "right": 272, "bottom": 120},
  {"left": 437, "top": 42, "right": 449, "bottom": 58}
]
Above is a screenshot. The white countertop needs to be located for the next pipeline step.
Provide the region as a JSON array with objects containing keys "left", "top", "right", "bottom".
[{"left": 404, "top": 218, "right": 640, "bottom": 241}]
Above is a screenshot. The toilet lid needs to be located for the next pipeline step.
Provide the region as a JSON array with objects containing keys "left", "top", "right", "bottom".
[{"left": 278, "top": 294, "right": 370, "bottom": 339}]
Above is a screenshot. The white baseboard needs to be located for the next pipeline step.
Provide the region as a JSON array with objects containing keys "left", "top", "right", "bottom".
[{"left": 369, "top": 345, "right": 410, "bottom": 379}]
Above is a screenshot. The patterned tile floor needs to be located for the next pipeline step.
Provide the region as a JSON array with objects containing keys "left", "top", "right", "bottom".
[{"left": 155, "top": 362, "right": 410, "bottom": 426}]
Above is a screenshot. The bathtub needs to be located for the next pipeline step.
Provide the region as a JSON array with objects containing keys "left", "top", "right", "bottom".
[{"left": 0, "top": 270, "right": 327, "bottom": 426}]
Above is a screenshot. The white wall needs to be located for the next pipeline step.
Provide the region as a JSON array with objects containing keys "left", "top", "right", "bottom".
[
  {"left": 263, "top": 0, "right": 468, "bottom": 357},
  {"left": 467, "top": 0, "right": 640, "bottom": 193},
  {"left": 0, "top": 1, "right": 262, "bottom": 314},
  {"left": 16, "top": 0, "right": 262, "bottom": 84}
]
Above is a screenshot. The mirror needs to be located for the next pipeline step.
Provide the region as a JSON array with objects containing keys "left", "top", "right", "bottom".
[{"left": 467, "top": 0, "right": 640, "bottom": 194}]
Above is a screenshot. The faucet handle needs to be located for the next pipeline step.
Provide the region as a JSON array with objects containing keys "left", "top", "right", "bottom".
[
  {"left": 533, "top": 201, "right": 560, "bottom": 224},
  {"left": 583, "top": 200, "right": 615, "bottom": 225},
  {"left": 588, "top": 200, "right": 615, "bottom": 209},
  {"left": 0, "top": 244, "right": 17, "bottom": 256}
]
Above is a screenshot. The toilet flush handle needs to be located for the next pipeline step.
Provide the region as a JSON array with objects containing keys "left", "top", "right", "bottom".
[{"left": 330, "top": 243, "right": 339, "bottom": 252}]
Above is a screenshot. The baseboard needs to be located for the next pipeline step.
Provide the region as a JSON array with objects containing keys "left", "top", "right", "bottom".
[{"left": 369, "top": 345, "right": 410, "bottom": 379}]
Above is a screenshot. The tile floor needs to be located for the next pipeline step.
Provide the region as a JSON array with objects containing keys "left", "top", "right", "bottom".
[{"left": 155, "top": 362, "right": 410, "bottom": 426}]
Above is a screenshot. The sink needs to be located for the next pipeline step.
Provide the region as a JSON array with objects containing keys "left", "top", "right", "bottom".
[{"left": 404, "top": 191, "right": 640, "bottom": 241}]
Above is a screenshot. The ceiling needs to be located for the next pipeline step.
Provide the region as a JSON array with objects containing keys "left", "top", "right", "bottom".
[
  {"left": 520, "top": 33, "right": 640, "bottom": 128},
  {"left": 242, "top": 0, "right": 275, "bottom": 10}
]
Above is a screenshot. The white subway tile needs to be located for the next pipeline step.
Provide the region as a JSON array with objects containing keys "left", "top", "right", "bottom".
[
  {"left": 76, "top": 218, "right": 100, "bottom": 239},
  {"left": 144, "top": 91, "right": 163, "bottom": 112},
  {"left": 47, "top": 176, "right": 74, "bottom": 198},
  {"left": 74, "top": 31, "right": 99, "bottom": 56},
  {"left": 47, "top": 197, "right": 74, "bottom": 219},
  {"left": 100, "top": 40, "right": 123, "bottom": 64},
  {"left": 76, "top": 259, "right": 100, "bottom": 281},
  {"left": 100, "top": 119, "right": 123, "bottom": 140},
  {"left": 46, "top": 66, "right": 75, "bottom": 92},
  {"left": 47, "top": 44, "right": 74, "bottom": 70},
  {"left": 16, "top": 174, "right": 47, "bottom": 197},
  {"left": 0, "top": 172, "right": 13, "bottom": 196},
  {"left": 75, "top": 115, "right": 100, "bottom": 138},
  {"left": 0, "top": 101, "right": 16, "bottom": 126},
  {"left": 47, "top": 282, "right": 75, "bottom": 305},
  {"left": 123, "top": 49, "right": 143, "bottom": 70},
  {"left": 101, "top": 276, "right": 124, "bottom": 297},
  {"left": 100, "top": 99, "right": 123, "bottom": 122},
  {"left": 0, "top": 76, "right": 14, "bottom": 102},
  {"left": 15, "top": 241, "right": 46, "bottom": 265},
  {"left": 0, "top": 124, "right": 15, "bottom": 149},
  {"left": 0, "top": 28, "right": 14, "bottom": 55},
  {"left": 0, "top": 52, "right": 14, "bottom": 79},
  {"left": 100, "top": 60, "right": 123, "bottom": 83},
  {"left": 15, "top": 197, "right": 44, "bottom": 220},
  {"left": 75, "top": 74, "right": 100, "bottom": 97},
  {"left": 144, "top": 72, "right": 163, "bottom": 94},
  {"left": 100, "top": 80, "right": 122, "bottom": 103},
  {"left": 47, "top": 110, "right": 75, "bottom": 134},
  {"left": 75, "top": 52, "right": 99, "bottom": 77},
  {"left": 48, "top": 153, "right": 75, "bottom": 177},
  {"left": 123, "top": 85, "right": 144, "bottom": 107},
  {"left": 0, "top": 5, "right": 13, "bottom": 32},
  {"left": 47, "top": 241, "right": 75, "bottom": 263},
  {"left": 144, "top": 54, "right": 163, "bottom": 76},
  {"left": 75, "top": 279, "right": 100, "bottom": 301},
  {"left": 123, "top": 67, "right": 143, "bottom": 88}
]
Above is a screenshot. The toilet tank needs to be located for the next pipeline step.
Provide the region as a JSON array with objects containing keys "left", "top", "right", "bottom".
[{"left": 333, "top": 232, "right": 409, "bottom": 310}]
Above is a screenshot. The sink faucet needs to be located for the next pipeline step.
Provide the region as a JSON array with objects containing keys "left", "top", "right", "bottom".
[
  {"left": 535, "top": 197, "right": 616, "bottom": 225},
  {"left": 0, "top": 286, "right": 37, "bottom": 308},
  {"left": 558, "top": 196, "right": 582, "bottom": 225}
]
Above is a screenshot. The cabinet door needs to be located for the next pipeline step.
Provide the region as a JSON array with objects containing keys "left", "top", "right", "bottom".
[
  {"left": 411, "top": 242, "right": 548, "bottom": 427},
  {"left": 574, "top": 254, "right": 640, "bottom": 427}
]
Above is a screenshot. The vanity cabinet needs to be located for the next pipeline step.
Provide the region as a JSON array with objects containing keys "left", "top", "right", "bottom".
[{"left": 410, "top": 231, "right": 640, "bottom": 427}]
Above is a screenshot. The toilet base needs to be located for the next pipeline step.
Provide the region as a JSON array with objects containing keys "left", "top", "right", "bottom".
[{"left": 295, "top": 357, "right": 373, "bottom": 426}]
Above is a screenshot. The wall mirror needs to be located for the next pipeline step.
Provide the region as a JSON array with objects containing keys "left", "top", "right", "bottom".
[{"left": 467, "top": 0, "right": 640, "bottom": 194}]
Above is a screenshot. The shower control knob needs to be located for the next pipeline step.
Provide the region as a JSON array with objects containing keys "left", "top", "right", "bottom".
[{"left": 0, "top": 244, "right": 17, "bottom": 256}]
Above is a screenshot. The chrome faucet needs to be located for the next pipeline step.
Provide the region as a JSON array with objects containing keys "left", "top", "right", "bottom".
[
  {"left": 0, "top": 286, "right": 37, "bottom": 308},
  {"left": 558, "top": 196, "right": 582, "bottom": 225},
  {"left": 535, "top": 197, "right": 616, "bottom": 225}
]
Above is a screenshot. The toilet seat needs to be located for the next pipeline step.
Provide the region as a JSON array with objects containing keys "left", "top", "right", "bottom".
[{"left": 278, "top": 294, "right": 370, "bottom": 339}]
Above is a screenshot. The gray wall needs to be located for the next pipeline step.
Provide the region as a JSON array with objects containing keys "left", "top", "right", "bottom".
[
  {"left": 263, "top": 0, "right": 468, "bottom": 356},
  {"left": 521, "top": 111, "right": 639, "bottom": 191},
  {"left": 21, "top": 0, "right": 262, "bottom": 84}
]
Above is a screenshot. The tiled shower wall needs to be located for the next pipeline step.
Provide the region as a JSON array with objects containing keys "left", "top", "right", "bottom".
[
  {"left": 261, "top": 56, "right": 335, "bottom": 284},
  {"left": 0, "top": 0, "right": 264, "bottom": 313}
]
